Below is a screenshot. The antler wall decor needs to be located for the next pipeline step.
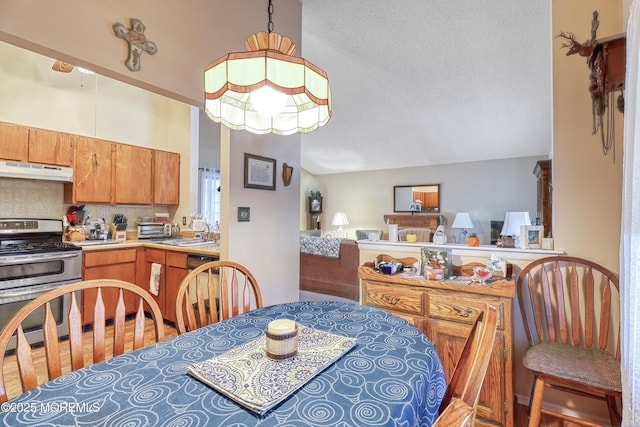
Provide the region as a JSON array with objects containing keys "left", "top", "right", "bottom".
[{"left": 557, "top": 11, "right": 625, "bottom": 157}]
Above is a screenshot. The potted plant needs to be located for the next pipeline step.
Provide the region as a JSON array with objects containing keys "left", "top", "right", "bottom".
[{"left": 467, "top": 233, "right": 480, "bottom": 247}]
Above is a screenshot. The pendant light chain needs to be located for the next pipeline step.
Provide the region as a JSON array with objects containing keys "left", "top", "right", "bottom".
[{"left": 267, "top": 0, "right": 274, "bottom": 34}]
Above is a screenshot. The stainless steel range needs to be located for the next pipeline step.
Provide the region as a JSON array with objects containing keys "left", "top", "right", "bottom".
[{"left": 0, "top": 218, "right": 82, "bottom": 350}]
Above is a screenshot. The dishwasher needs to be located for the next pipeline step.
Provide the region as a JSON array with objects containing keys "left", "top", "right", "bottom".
[{"left": 186, "top": 254, "right": 220, "bottom": 271}]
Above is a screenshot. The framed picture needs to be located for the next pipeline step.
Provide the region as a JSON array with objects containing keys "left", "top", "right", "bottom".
[
  {"left": 238, "top": 207, "right": 250, "bottom": 222},
  {"left": 490, "top": 220, "right": 504, "bottom": 245},
  {"left": 521, "top": 225, "right": 544, "bottom": 249},
  {"left": 244, "top": 153, "right": 276, "bottom": 190}
]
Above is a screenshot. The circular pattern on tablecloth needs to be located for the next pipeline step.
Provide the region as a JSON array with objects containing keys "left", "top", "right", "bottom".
[{"left": 0, "top": 301, "right": 445, "bottom": 427}]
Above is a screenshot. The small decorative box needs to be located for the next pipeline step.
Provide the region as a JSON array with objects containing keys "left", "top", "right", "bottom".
[{"left": 265, "top": 319, "right": 299, "bottom": 359}]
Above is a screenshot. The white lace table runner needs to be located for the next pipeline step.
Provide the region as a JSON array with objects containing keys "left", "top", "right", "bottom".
[{"left": 187, "top": 326, "right": 356, "bottom": 414}]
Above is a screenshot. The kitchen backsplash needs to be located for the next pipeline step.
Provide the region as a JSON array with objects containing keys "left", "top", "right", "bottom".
[{"left": 1, "top": 178, "right": 162, "bottom": 229}]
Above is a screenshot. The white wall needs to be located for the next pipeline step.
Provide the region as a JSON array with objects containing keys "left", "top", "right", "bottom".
[{"left": 219, "top": 130, "right": 301, "bottom": 306}]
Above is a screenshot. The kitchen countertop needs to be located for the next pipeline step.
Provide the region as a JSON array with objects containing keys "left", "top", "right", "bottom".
[{"left": 70, "top": 239, "right": 220, "bottom": 256}]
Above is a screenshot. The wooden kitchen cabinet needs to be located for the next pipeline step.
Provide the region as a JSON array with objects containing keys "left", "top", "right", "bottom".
[
  {"left": 0, "top": 122, "right": 73, "bottom": 166},
  {"left": 359, "top": 266, "right": 515, "bottom": 427},
  {"left": 164, "top": 251, "right": 188, "bottom": 323},
  {"left": 114, "top": 143, "right": 153, "bottom": 204},
  {"left": 64, "top": 136, "right": 113, "bottom": 204},
  {"left": 153, "top": 150, "right": 180, "bottom": 205},
  {"left": 0, "top": 122, "right": 28, "bottom": 161},
  {"left": 27, "top": 127, "right": 74, "bottom": 166},
  {"left": 136, "top": 248, "right": 188, "bottom": 323},
  {"left": 82, "top": 248, "right": 138, "bottom": 324},
  {"left": 139, "top": 248, "right": 166, "bottom": 313}
]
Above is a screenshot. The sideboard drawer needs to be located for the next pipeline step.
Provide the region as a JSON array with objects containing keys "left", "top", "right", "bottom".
[
  {"left": 363, "top": 281, "right": 425, "bottom": 315},
  {"left": 428, "top": 292, "right": 505, "bottom": 330}
]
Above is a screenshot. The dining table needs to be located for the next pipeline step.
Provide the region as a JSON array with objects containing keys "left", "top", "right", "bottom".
[{"left": 0, "top": 301, "right": 446, "bottom": 426}]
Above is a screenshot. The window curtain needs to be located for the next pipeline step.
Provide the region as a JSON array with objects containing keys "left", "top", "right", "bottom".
[
  {"left": 621, "top": 1, "right": 640, "bottom": 424},
  {"left": 198, "top": 168, "right": 221, "bottom": 227}
]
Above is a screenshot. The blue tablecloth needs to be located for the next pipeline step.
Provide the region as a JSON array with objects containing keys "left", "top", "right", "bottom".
[{"left": 0, "top": 301, "right": 446, "bottom": 426}]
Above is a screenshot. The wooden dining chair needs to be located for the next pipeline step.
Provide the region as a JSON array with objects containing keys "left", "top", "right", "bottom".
[
  {"left": 433, "top": 397, "right": 475, "bottom": 427},
  {"left": 517, "top": 256, "right": 621, "bottom": 427},
  {"left": 175, "top": 260, "right": 263, "bottom": 334},
  {"left": 0, "top": 279, "right": 164, "bottom": 403},
  {"left": 438, "top": 304, "right": 498, "bottom": 423}
]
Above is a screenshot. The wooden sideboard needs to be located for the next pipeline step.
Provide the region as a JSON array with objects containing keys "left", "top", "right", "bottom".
[
  {"left": 383, "top": 214, "right": 442, "bottom": 229},
  {"left": 359, "top": 265, "right": 515, "bottom": 427}
]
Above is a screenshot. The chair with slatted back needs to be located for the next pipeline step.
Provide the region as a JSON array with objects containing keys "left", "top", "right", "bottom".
[
  {"left": 0, "top": 279, "right": 164, "bottom": 403},
  {"left": 517, "top": 256, "right": 621, "bottom": 427},
  {"left": 438, "top": 304, "right": 498, "bottom": 423},
  {"left": 175, "top": 260, "right": 263, "bottom": 334},
  {"left": 433, "top": 397, "right": 475, "bottom": 427}
]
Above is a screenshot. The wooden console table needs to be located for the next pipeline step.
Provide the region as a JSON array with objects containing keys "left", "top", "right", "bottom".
[{"left": 359, "top": 265, "right": 515, "bottom": 427}]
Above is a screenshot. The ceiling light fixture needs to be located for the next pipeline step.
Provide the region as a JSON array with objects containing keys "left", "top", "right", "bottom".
[{"left": 204, "top": 0, "right": 332, "bottom": 135}]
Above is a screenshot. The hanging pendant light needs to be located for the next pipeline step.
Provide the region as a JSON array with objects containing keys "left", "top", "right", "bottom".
[{"left": 204, "top": 0, "right": 331, "bottom": 135}]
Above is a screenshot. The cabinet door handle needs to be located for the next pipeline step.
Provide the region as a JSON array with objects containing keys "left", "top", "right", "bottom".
[
  {"left": 383, "top": 295, "right": 400, "bottom": 305},
  {"left": 453, "top": 305, "right": 473, "bottom": 317}
]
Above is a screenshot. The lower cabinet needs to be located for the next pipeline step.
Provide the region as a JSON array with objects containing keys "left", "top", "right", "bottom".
[
  {"left": 164, "top": 251, "right": 188, "bottom": 324},
  {"left": 138, "top": 248, "right": 166, "bottom": 312},
  {"left": 359, "top": 266, "right": 515, "bottom": 427},
  {"left": 82, "top": 248, "right": 138, "bottom": 324},
  {"left": 136, "top": 247, "right": 188, "bottom": 323}
]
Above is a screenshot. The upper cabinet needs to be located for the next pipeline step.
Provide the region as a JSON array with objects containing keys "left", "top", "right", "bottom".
[
  {"left": 114, "top": 144, "right": 153, "bottom": 205},
  {"left": 0, "top": 122, "right": 73, "bottom": 166},
  {"left": 153, "top": 150, "right": 180, "bottom": 206},
  {"left": 65, "top": 136, "right": 113, "bottom": 204},
  {"left": 27, "top": 128, "right": 73, "bottom": 166},
  {"left": 2, "top": 121, "right": 180, "bottom": 206},
  {"left": 0, "top": 122, "right": 28, "bottom": 161}
]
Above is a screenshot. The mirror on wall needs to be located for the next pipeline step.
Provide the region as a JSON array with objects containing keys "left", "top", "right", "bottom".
[{"left": 393, "top": 184, "right": 440, "bottom": 213}]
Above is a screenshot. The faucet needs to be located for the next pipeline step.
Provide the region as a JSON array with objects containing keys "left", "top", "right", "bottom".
[{"left": 202, "top": 222, "right": 211, "bottom": 241}]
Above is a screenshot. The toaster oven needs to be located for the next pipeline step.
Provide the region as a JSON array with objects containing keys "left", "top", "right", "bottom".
[{"left": 137, "top": 222, "right": 172, "bottom": 239}]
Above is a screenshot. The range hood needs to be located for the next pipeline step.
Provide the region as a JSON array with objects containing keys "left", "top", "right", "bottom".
[{"left": 0, "top": 160, "right": 73, "bottom": 182}]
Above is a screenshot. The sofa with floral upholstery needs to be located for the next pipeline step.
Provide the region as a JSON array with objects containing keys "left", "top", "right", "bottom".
[{"left": 299, "top": 236, "right": 359, "bottom": 301}]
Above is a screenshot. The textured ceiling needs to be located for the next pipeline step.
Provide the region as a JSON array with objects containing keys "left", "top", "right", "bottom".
[{"left": 299, "top": 0, "right": 552, "bottom": 175}]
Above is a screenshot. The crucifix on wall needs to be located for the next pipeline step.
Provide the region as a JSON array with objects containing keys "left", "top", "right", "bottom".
[{"left": 113, "top": 18, "right": 157, "bottom": 72}]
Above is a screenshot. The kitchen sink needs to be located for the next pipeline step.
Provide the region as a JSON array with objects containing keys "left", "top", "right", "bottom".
[{"left": 154, "top": 239, "right": 216, "bottom": 247}]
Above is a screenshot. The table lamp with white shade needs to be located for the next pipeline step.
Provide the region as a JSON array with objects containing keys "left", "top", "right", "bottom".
[
  {"left": 451, "top": 212, "right": 474, "bottom": 244},
  {"left": 332, "top": 212, "right": 349, "bottom": 238},
  {"left": 500, "top": 211, "right": 531, "bottom": 248}
]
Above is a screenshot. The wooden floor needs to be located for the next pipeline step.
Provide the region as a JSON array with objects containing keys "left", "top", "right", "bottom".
[{"left": 2, "top": 319, "right": 583, "bottom": 426}]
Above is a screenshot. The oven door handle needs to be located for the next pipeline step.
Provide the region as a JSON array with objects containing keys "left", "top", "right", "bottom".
[
  {"left": 0, "top": 283, "right": 66, "bottom": 299},
  {"left": 0, "top": 252, "right": 80, "bottom": 266}
]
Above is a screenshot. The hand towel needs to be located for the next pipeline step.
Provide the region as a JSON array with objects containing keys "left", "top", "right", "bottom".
[{"left": 149, "top": 262, "right": 162, "bottom": 296}]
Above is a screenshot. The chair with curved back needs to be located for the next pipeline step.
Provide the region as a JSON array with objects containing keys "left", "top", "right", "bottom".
[
  {"left": 517, "top": 256, "right": 621, "bottom": 427},
  {"left": 437, "top": 304, "right": 498, "bottom": 425},
  {"left": 433, "top": 397, "right": 475, "bottom": 427},
  {"left": 0, "top": 279, "right": 164, "bottom": 403},
  {"left": 175, "top": 260, "right": 263, "bottom": 334}
]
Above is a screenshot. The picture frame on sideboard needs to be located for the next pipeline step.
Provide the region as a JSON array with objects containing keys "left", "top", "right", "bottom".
[{"left": 521, "top": 225, "right": 544, "bottom": 249}]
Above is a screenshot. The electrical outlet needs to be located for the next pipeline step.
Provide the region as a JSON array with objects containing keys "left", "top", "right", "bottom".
[{"left": 182, "top": 216, "right": 186, "bottom": 226}]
